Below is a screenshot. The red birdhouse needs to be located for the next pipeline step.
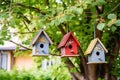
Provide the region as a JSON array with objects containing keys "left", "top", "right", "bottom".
[{"left": 58, "top": 32, "right": 80, "bottom": 57}]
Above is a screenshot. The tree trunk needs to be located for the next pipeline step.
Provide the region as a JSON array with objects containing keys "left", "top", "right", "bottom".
[{"left": 88, "top": 64, "right": 98, "bottom": 80}]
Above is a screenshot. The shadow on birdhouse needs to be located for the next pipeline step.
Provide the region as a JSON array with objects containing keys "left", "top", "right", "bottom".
[
  {"left": 85, "top": 38, "right": 108, "bottom": 64},
  {"left": 31, "top": 29, "right": 53, "bottom": 56},
  {"left": 58, "top": 32, "right": 80, "bottom": 57}
]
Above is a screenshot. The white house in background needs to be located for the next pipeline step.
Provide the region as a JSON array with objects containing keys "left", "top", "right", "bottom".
[
  {"left": 41, "top": 56, "right": 61, "bottom": 70},
  {"left": 0, "top": 41, "right": 16, "bottom": 71},
  {"left": 0, "top": 41, "right": 61, "bottom": 71},
  {"left": 0, "top": 41, "right": 36, "bottom": 71}
]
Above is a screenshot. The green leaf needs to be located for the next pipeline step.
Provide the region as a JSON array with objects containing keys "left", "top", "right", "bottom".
[
  {"left": 65, "top": 15, "right": 72, "bottom": 20},
  {"left": 64, "top": 14, "right": 74, "bottom": 22},
  {"left": 76, "top": 8, "right": 83, "bottom": 14},
  {"left": 0, "top": 39, "right": 4, "bottom": 45},
  {"left": 108, "top": 14, "right": 116, "bottom": 19},
  {"left": 6, "top": 35, "right": 11, "bottom": 40},
  {"left": 97, "top": 23, "right": 105, "bottom": 31},
  {"left": 1, "top": 30, "right": 7, "bottom": 36},
  {"left": 107, "top": 19, "right": 116, "bottom": 27},
  {"left": 72, "top": 7, "right": 83, "bottom": 14},
  {"left": 54, "top": 18, "right": 60, "bottom": 26},
  {"left": 93, "top": 0, "right": 106, "bottom": 6},
  {"left": 70, "top": 67, "right": 77, "bottom": 73},
  {"left": 50, "top": 20, "right": 55, "bottom": 26},
  {"left": 114, "top": 20, "right": 120, "bottom": 26},
  {"left": 96, "top": 0, "right": 106, "bottom": 5},
  {"left": 22, "top": 40, "right": 30, "bottom": 45},
  {"left": 0, "top": 12, "right": 9, "bottom": 19},
  {"left": 111, "top": 26, "right": 117, "bottom": 32}
]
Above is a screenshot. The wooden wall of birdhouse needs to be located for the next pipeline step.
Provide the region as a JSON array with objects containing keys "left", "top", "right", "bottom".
[
  {"left": 85, "top": 38, "right": 108, "bottom": 64},
  {"left": 58, "top": 32, "right": 80, "bottom": 57},
  {"left": 31, "top": 29, "right": 53, "bottom": 56}
]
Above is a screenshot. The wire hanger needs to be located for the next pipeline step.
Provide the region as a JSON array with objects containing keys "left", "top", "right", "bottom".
[{"left": 94, "top": 24, "right": 96, "bottom": 39}]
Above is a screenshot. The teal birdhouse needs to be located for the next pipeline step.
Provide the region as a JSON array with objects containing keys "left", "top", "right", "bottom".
[
  {"left": 85, "top": 38, "right": 108, "bottom": 64},
  {"left": 31, "top": 29, "right": 53, "bottom": 56}
]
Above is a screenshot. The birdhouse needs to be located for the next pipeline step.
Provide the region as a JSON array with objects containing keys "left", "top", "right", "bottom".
[
  {"left": 31, "top": 29, "right": 53, "bottom": 56},
  {"left": 58, "top": 32, "right": 80, "bottom": 57},
  {"left": 85, "top": 38, "right": 108, "bottom": 64}
]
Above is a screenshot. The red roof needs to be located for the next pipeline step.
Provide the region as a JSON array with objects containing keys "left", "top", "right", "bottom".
[{"left": 58, "top": 32, "right": 80, "bottom": 48}]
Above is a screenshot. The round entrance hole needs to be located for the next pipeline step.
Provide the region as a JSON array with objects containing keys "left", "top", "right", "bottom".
[
  {"left": 40, "top": 44, "right": 44, "bottom": 48},
  {"left": 96, "top": 51, "right": 100, "bottom": 56},
  {"left": 68, "top": 44, "right": 72, "bottom": 49}
]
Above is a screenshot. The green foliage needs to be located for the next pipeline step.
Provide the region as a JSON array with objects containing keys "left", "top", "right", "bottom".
[
  {"left": 0, "top": 61, "right": 71, "bottom": 80},
  {"left": 0, "top": 69, "right": 10, "bottom": 80},
  {"left": 0, "top": 39, "right": 4, "bottom": 45},
  {"left": 111, "top": 54, "right": 120, "bottom": 77},
  {"left": 70, "top": 67, "right": 78, "bottom": 73},
  {"left": 0, "top": 0, "right": 120, "bottom": 79},
  {"left": 0, "top": 69, "right": 36, "bottom": 80},
  {"left": 45, "top": 64, "right": 71, "bottom": 80},
  {"left": 98, "top": 78, "right": 105, "bottom": 80},
  {"left": 107, "top": 14, "right": 117, "bottom": 19},
  {"left": 93, "top": 0, "right": 106, "bottom": 6},
  {"left": 97, "top": 23, "right": 105, "bottom": 31},
  {"left": 14, "top": 50, "right": 31, "bottom": 57},
  {"left": 111, "top": 26, "right": 117, "bottom": 32},
  {"left": 115, "top": 20, "right": 120, "bottom": 26}
]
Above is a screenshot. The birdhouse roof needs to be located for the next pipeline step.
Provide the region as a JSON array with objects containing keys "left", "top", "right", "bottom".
[
  {"left": 58, "top": 32, "right": 80, "bottom": 48},
  {"left": 85, "top": 38, "right": 108, "bottom": 55},
  {"left": 31, "top": 29, "right": 53, "bottom": 46}
]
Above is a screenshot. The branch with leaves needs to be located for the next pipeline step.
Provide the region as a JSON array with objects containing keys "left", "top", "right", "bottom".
[{"left": 15, "top": 3, "right": 46, "bottom": 15}]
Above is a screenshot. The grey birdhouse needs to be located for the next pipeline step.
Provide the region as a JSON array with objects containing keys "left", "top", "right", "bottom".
[
  {"left": 31, "top": 29, "right": 53, "bottom": 56},
  {"left": 85, "top": 38, "right": 108, "bottom": 64}
]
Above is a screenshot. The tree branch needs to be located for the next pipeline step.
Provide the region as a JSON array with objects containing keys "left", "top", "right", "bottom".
[
  {"left": 65, "top": 58, "right": 84, "bottom": 80},
  {"left": 17, "top": 12, "right": 31, "bottom": 24},
  {"left": 23, "top": 20, "right": 31, "bottom": 32},
  {"left": 96, "top": 5, "right": 104, "bottom": 15},
  {"left": 58, "top": 24, "right": 66, "bottom": 35},
  {"left": 46, "top": 0, "right": 49, "bottom": 7},
  {"left": 103, "top": 2, "right": 120, "bottom": 18},
  {"left": 9, "top": 40, "right": 31, "bottom": 50},
  {"left": 85, "top": 9, "right": 92, "bottom": 23},
  {"left": 9, "top": 31, "right": 35, "bottom": 34},
  {"left": 15, "top": 3, "right": 46, "bottom": 15},
  {"left": 95, "top": 5, "right": 105, "bottom": 39},
  {"left": 49, "top": 53, "right": 61, "bottom": 56},
  {"left": 64, "top": 23, "right": 69, "bottom": 33},
  {"left": 79, "top": 47, "right": 89, "bottom": 80}
]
